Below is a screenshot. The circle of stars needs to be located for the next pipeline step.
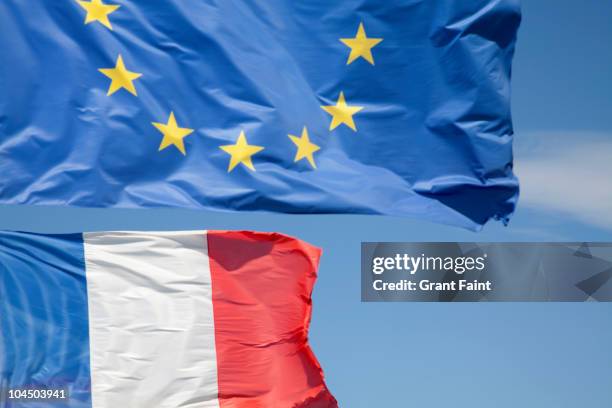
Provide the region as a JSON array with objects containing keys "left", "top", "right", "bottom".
[{"left": 76, "top": 2, "right": 382, "bottom": 172}]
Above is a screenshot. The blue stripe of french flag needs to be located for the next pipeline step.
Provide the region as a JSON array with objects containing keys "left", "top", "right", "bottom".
[{"left": 0, "top": 230, "right": 337, "bottom": 408}]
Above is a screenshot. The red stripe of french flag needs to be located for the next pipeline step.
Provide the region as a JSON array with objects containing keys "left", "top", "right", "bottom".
[{"left": 208, "top": 231, "right": 337, "bottom": 408}]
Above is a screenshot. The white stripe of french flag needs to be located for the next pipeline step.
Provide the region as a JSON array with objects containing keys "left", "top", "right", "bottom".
[{"left": 83, "top": 230, "right": 337, "bottom": 408}]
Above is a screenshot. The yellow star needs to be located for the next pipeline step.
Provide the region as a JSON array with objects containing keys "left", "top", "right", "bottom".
[
  {"left": 152, "top": 112, "right": 194, "bottom": 155},
  {"left": 321, "top": 92, "right": 364, "bottom": 131},
  {"left": 340, "top": 22, "right": 383, "bottom": 65},
  {"left": 76, "top": 0, "right": 120, "bottom": 30},
  {"left": 220, "top": 131, "right": 264, "bottom": 172},
  {"left": 288, "top": 127, "right": 321, "bottom": 169},
  {"left": 98, "top": 55, "right": 142, "bottom": 96}
]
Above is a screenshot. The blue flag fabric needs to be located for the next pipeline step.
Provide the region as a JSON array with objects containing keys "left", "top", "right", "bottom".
[{"left": 0, "top": 1, "right": 521, "bottom": 229}]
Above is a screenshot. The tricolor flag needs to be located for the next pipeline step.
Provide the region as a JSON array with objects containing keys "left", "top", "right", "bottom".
[
  {"left": 0, "top": 230, "right": 337, "bottom": 407},
  {"left": 0, "top": 1, "right": 521, "bottom": 229}
]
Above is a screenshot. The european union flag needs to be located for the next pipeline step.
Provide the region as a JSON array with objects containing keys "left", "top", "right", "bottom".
[{"left": 0, "top": 0, "right": 521, "bottom": 229}]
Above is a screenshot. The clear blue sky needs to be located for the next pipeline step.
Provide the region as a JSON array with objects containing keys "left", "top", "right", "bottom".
[{"left": 1, "top": 1, "right": 612, "bottom": 407}]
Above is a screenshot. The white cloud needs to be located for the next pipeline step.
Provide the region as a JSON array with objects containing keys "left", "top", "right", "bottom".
[{"left": 515, "top": 132, "right": 612, "bottom": 229}]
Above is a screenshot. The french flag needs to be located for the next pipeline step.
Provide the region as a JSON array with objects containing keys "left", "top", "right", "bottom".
[{"left": 0, "top": 230, "right": 337, "bottom": 408}]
